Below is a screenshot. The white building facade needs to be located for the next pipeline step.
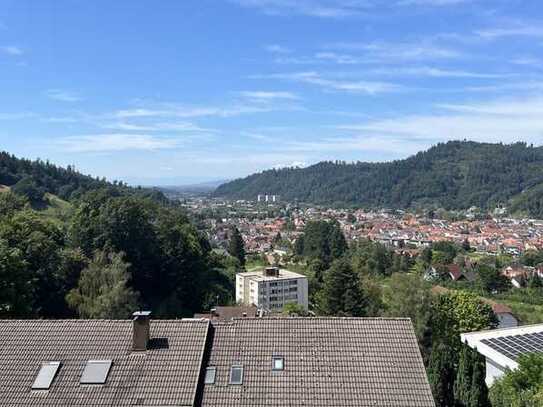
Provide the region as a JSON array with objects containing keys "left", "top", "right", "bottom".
[{"left": 236, "top": 267, "right": 309, "bottom": 312}]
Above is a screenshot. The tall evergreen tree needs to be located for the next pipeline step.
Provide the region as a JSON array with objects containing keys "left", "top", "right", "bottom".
[
  {"left": 427, "top": 342, "right": 456, "bottom": 407},
  {"left": 469, "top": 348, "right": 490, "bottom": 407},
  {"left": 454, "top": 344, "right": 474, "bottom": 407},
  {"left": 228, "top": 226, "right": 246, "bottom": 266},
  {"left": 318, "top": 259, "right": 366, "bottom": 316}
]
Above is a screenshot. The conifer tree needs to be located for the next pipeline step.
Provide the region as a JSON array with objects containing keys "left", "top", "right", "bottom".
[
  {"left": 469, "top": 348, "right": 491, "bottom": 407},
  {"left": 319, "top": 259, "right": 366, "bottom": 316},
  {"left": 427, "top": 342, "right": 456, "bottom": 407},
  {"left": 454, "top": 344, "right": 473, "bottom": 406},
  {"left": 228, "top": 226, "right": 246, "bottom": 266}
]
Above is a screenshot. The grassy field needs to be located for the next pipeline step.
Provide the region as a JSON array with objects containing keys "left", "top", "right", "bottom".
[{"left": 36, "top": 193, "right": 74, "bottom": 223}]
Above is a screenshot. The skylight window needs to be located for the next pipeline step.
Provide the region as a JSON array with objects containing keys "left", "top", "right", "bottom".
[
  {"left": 80, "top": 360, "right": 112, "bottom": 384},
  {"left": 204, "top": 366, "right": 216, "bottom": 384},
  {"left": 32, "top": 361, "right": 61, "bottom": 390},
  {"left": 229, "top": 364, "right": 243, "bottom": 385},
  {"left": 272, "top": 356, "right": 284, "bottom": 371}
]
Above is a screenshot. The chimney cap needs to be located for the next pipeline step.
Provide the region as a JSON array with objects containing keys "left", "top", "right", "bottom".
[{"left": 133, "top": 311, "right": 151, "bottom": 318}]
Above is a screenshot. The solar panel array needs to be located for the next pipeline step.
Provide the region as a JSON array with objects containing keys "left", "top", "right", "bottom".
[{"left": 481, "top": 332, "right": 543, "bottom": 361}]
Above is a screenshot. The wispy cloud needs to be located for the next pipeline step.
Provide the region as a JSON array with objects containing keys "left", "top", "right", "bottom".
[
  {"left": 238, "top": 90, "right": 300, "bottom": 100},
  {"left": 335, "top": 97, "right": 543, "bottom": 146},
  {"left": 57, "top": 133, "right": 179, "bottom": 152},
  {"left": 114, "top": 104, "right": 279, "bottom": 119},
  {"left": 371, "top": 66, "right": 514, "bottom": 79},
  {"left": 45, "top": 89, "right": 82, "bottom": 102},
  {"left": 476, "top": 25, "right": 543, "bottom": 39},
  {"left": 397, "top": 0, "right": 471, "bottom": 5},
  {"left": 1, "top": 45, "right": 23, "bottom": 56},
  {"left": 103, "top": 121, "right": 214, "bottom": 132},
  {"left": 328, "top": 42, "right": 463, "bottom": 61},
  {"left": 264, "top": 44, "right": 292, "bottom": 53},
  {"left": 233, "top": 0, "right": 472, "bottom": 17},
  {"left": 231, "top": 0, "right": 372, "bottom": 18},
  {"left": 253, "top": 71, "right": 403, "bottom": 94},
  {"left": 0, "top": 112, "right": 35, "bottom": 120}
]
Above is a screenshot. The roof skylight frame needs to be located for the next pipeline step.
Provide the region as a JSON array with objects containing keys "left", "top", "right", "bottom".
[
  {"left": 229, "top": 364, "right": 243, "bottom": 385},
  {"left": 204, "top": 366, "right": 217, "bottom": 384},
  {"left": 272, "top": 356, "right": 284, "bottom": 371},
  {"left": 80, "top": 359, "right": 113, "bottom": 385},
  {"left": 32, "top": 361, "right": 61, "bottom": 390}
]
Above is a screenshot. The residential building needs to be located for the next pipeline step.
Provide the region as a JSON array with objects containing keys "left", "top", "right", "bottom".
[
  {"left": 461, "top": 323, "right": 543, "bottom": 386},
  {"left": 236, "top": 267, "right": 309, "bottom": 312},
  {"left": 0, "top": 313, "right": 435, "bottom": 406}
]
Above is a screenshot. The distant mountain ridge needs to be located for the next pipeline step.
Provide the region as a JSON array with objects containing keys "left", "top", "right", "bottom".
[{"left": 214, "top": 141, "right": 543, "bottom": 217}]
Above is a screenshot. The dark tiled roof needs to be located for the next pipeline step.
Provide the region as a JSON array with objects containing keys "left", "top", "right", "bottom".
[
  {"left": 0, "top": 319, "right": 209, "bottom": 407},
  {"left": 194, "top": 306, "right": 258, "bottom": 321},
  {"left": 201, "top": 318, "right": 435, "bottom": 407}
]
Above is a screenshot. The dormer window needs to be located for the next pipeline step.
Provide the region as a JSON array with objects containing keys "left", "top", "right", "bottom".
[
  {"left": 272, "top": 356, "right": 284, "bottom": 371},
  {"left": 32, "top": 362, "right": 61, "bottom": 390}
]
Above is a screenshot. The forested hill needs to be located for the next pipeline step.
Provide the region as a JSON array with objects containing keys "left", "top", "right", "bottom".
[
  {"left": 0, "top": 151, "right": 164, "bottom": 203},
  {"left": 214, "top": 141, "right": 543, "bottom": 216}
]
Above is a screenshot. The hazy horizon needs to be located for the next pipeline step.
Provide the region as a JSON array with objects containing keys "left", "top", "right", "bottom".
[{"left": 2, "top": 0, "right": 543, "bottom": 184}]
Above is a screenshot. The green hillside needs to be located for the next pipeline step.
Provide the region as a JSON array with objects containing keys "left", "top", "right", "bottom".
[{"left": 214, "top": 141, "right": 543, "bottom": 217}]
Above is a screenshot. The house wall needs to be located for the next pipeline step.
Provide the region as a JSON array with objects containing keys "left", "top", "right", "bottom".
[
  {"left": 497, "top": 313, "right": 519, "bottom": 329},
  {"left": 485, "top": 358, "right": 506, "bottom": 387}
]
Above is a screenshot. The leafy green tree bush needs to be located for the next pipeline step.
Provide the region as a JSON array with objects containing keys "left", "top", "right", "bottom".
[
  {"left": 66, "top": 250, "right": 139, "bottom": 319},
  {"left": 490, "top": 353, "right": 543, "bottom": 407}
]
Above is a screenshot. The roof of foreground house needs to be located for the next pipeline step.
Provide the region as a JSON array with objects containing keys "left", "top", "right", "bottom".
[
  {"left": 0, "top": 317, "right": 435, "bottom": 407},
  {"left": 0, "top": 319, "right": 210, "bottom": 407},
  {"left": 201, "top": 318, "right": 435, "bottom": 407}
]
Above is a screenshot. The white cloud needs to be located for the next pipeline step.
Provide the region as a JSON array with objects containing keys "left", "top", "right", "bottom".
[
  {"left": 265, "top": 44, "right": 292, "bottom": 53},
  {"left": 238, "top": 90, "right": 300, "bottom": 100},
  {"left": 476, "top": 25, "right": 543, "bottom": 39},
  {"left": 0, "top": 112, "right": 34, "bottom": 120},
  {"left": 57, "top": 133, "right": 179, "bottom": 152},
  {"left": 103, "top": 121, "right": 213, "bottom": 132},
  {"left": 397, "top": 0, "right": 470, "bottom": 5},
  {"left": 371, "top": 66, "right": 513, "bottom": 79},
  {"left": 335, "top": 97, "right": 543, "bottom": 145},
  {"left": 232, "top": 0, "right": 372, "bottom": 18},
  {"left": 254, "top": 71, "right": 403, "bottom": 94},
  {"left": 114, "top": 103, "right": 282, "bottom": 119},
  {"left": 1, "top": 45, "right": 23, "bottom": 55},
  {"left": 328, "top": 42, "right": 462, "bottom": 60},
  {"left": 45, "top": 89, "right": 82, "bottom": 102}
]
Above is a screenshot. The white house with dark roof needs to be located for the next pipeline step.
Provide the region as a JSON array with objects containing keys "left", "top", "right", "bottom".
[{"left": 461, "top": 323, "right": 543, "bottom": 386}]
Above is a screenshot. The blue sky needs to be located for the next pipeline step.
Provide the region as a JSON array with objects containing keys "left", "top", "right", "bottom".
[{"left": 1, "top": 0, "right": 543, "bottom": 185}]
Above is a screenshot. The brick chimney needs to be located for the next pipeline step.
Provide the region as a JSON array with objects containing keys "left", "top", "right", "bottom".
[{"left": 132, "top": 311, "right": 151, "bottom": 351}]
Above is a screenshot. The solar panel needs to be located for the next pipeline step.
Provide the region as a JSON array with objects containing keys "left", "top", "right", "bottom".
[
  {"left": 482, "top": 332, "right": 543, "bottom": 361},
  {"left": 229, "top": 365, "right": 243, "bottom": 385},
  {"left": 32, "top": 361, "right": 61, "bottom": 390},
  {"left": 204, "top": 367, "right": 216, "bottom": 384},
  {"left": 80, "top": 360, "right": 112, "bottom": 384}
]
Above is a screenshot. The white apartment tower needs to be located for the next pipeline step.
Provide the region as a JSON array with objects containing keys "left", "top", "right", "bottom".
[{"left": 236, "top": 267, "right": 309, "bottom": 312}]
